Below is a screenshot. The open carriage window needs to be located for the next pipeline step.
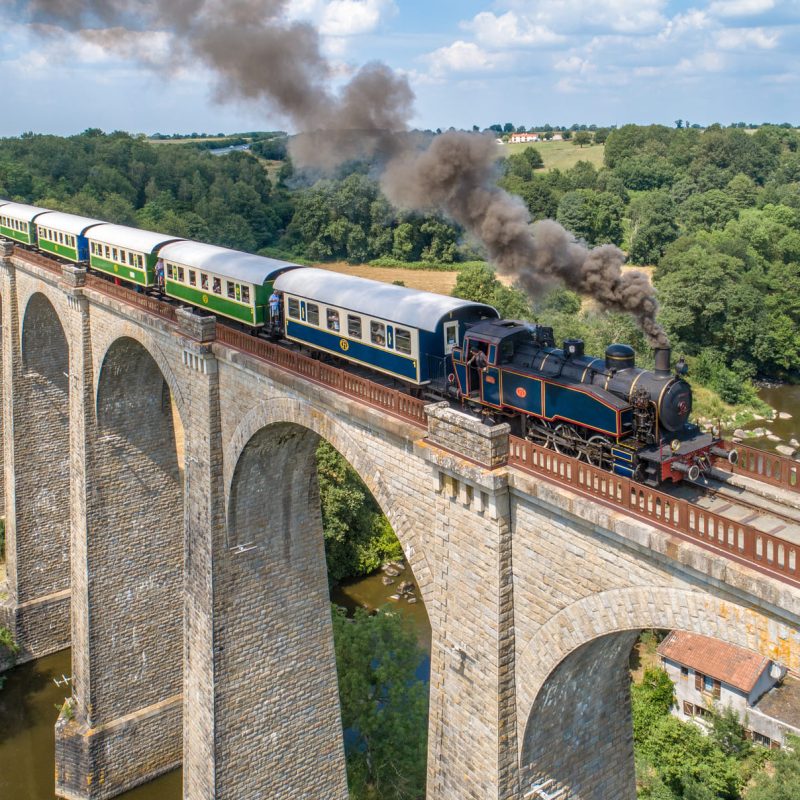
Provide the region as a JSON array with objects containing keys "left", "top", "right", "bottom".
[
  {"left": 370, "top": 321, "right": 386, "bottom": 347},
  {"left": 327, "top": 309, "right": 340, "bottom": 331}
]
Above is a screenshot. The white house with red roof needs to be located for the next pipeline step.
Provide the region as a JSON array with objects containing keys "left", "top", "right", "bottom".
[{"left": 658, "top": 630, "right": 800, "bottom": 749}]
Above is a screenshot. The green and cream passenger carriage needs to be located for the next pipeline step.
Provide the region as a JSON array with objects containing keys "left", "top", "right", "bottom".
[
  {"left": 87, "top": 224, "right": 182, "bottom": 287},
  {"left": 156, "top": 241, "right": 300, "bottom": 326},
  {"left": 0, "top": 202, "right": 49, "bottom": 246}
]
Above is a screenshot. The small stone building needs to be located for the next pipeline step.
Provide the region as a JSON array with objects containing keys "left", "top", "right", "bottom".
[{"left": 658, "top": 630, "right": 800, "bottom": 749}]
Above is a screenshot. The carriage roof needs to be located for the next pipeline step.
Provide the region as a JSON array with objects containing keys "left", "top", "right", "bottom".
[
  {"left": 0, "top": 201, "right": 51, "bottom": 223},
  {"left": 157, "top": 240, "right": 302, "bottom": 285},
  {"left": 35, "top": 211, "right": 105, "bottom": 236},
  {"left": 87, "top": 224, "right": 182, "bottom": 253},
  {"left": 274, "top": 267, "right": 498, "bottom": 333}
]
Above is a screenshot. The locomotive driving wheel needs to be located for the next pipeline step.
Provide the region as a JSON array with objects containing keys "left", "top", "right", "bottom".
[
  {"left": 553, "top": 423, "right": 584, "bottom": 458},
  {"left": 585, "top": 434, "right": 613, "bottom": 469},
  {"left": 525, "top": 418, "right": 555, "bottom": 448}
]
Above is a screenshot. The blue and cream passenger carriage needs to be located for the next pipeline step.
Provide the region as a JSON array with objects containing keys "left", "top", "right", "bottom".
[{"left": 273, "top": 268, "right": 498, "bottom": 385}]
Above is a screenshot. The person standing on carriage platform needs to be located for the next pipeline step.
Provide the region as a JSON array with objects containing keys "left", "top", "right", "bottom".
[{"left": 269, "top": 289, "right": 281, "bottom": 327}]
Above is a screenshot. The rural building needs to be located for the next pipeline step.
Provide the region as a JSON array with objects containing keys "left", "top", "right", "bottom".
[
  {"left": 658, "top": 630, "right": 800, "bottom": 749},
  {"left": 510, "top": 132, "right": 540, "bottom": 143}
]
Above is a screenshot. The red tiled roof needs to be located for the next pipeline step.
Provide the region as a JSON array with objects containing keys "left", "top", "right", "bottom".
[{"left": 657, "top": 631, "right": 771, "bottom": 694}]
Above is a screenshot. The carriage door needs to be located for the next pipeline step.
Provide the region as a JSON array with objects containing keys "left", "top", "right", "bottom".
[
  {"left": 482, "top": 345, "right": 501, "bottom": 407},
  {"left": 444, "top": 321, "right": 459, "bottom": 354}
]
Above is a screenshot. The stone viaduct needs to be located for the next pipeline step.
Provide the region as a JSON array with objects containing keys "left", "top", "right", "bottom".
[{"left": 0, "top": 240, "right": 799, "bottom": 800}]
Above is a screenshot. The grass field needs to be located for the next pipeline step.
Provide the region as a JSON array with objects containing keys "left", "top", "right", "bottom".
[{"left": 504, "top": 140, "right": 606, "bottom": 171}]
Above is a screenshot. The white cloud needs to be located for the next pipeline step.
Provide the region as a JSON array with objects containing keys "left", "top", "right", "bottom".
[
  {"left": 676, "top": 51, "right": 726, "bottom": 73},
  {"left": 715, "top": 26, "right": 779, "bottom": 48},
  {"left": 319, "top": 0, "right": 395, "bottom": 36},
  {"left": 424, "top": 41, "right": 501, "bottom": 78},
  {"left": 464, "top": 11, "right": 564, "bottom": 48},
  {"left": 497, "top": 0, "right": 668, "bottom": 35},
  {"left": 708, "top": 0, "right": 775, "bottom": 18},
  {"left": 553, "top": 55, "right": 592, "bottom": 74},
  {"left": 287, "top": 0, "right": 396, "bottom": 36}
]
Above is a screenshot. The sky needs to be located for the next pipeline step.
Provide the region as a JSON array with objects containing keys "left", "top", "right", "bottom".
[{"left": 0, "top": 0, "right": 798, "bottom": 137}]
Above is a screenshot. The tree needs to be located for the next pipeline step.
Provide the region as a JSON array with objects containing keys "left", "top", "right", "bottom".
[
  {"left": 631, "top": 667, "right": 675, "bottom": 745},
  {"left": 503, "top": 122, "right": 515, "bottom": 133},
  {"left": 332, "top": 606, "right": 428, "bottom": 800},
  {"left": 451, "top": 263, "right": 531, "bottom": 319},
  {"left": 746, "top": 734, "right": 800, "bottom": 799},
  {"left": 628, "top": 191, "right": 679, "bottom": 265},
  {"left": 678, "top": 190, "right": 740, "bottom": 232},
  {"left": 710, "top": 706, "right": 752, "bottom": 759},
  {"left": 593, "top": 127, "right": 611, "bottom": 144},
  {"left": 317, "top": 441, "right": 402, "bottom": 582},
  {"left": 556, "top": 189, "right": 624, "bottom": 246},
  {"left": 573, "top": 131, "right": 593, "bottom": 148}
]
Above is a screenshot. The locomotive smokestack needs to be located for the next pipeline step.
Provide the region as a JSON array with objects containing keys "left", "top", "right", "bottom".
[{"left": 654, "top": 347, "right": 672, "bottom": 378}]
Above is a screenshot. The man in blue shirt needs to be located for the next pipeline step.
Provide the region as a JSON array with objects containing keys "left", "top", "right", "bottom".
[{"left": 269, "top": 290, "right": 281, "bottom": 325}]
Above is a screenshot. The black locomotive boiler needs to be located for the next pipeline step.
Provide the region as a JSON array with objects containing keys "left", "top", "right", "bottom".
[{"left": 450, "top": 319, "right": 737, "bottom": 485}]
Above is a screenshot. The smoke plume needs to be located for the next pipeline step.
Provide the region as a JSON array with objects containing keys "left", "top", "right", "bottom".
[
  {"left": 23, "top": 0, "right": 667, "bottom": 345},
  {"left": 382, "top": 132, "right": 668, "bottom": 346}
]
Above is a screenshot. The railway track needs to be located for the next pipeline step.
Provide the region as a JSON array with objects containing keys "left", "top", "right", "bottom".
[{"left": 676, "top": 467, "right": 800, "bottom": 545}]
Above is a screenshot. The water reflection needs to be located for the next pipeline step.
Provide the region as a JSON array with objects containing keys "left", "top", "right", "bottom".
[{"left": 0, "top": 650, "right": 180, "bottom": 800}]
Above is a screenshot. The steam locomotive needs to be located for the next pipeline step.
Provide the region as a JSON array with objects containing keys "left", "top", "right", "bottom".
[{"left": 447, "top": 319, "right": 737, "bottom": 485}]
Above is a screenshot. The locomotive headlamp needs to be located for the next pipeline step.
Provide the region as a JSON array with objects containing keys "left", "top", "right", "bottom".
[{"left": 671, "top": 439, "right": 681, "bottom": 452}]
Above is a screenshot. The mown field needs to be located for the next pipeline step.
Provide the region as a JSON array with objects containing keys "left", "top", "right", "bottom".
[{"left": 503, "top": 139, "right": 605, "bottom": 171}]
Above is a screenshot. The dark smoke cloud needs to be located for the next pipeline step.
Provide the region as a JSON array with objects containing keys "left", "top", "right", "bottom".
[
  {"left": 23, "top": 0, "right": 666, "bottom": 344},
  {"left": 382, "top": 132, "right": 668, "bottom": 346},
  {"left": 26, "top": 0, "right": 414, "bottom": 168}
]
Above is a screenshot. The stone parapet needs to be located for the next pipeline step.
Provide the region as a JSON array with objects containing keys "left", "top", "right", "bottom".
[
  {"left": 425, "top": 401, "right": 510, "bottom": 468},
  {"left": 176, "top": 307, "right": 216, "bottom": 342}
]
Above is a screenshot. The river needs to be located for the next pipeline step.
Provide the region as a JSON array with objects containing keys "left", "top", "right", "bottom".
[
  {"left": 735, "top": 383, "right": 800, "bottom": 456},
  {"left": 1, "top": 563, "right": 430, "bottom": 799}
]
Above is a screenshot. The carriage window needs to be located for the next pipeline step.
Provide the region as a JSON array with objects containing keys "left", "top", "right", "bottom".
[
  {"left": 104, "top": 245, "right": 111, "bottom": 258},
  {"left": 241, "top": 286, "right": 250, "bottom": 304},
  {"left": 288, "top": 297, "right": 300, "bottom": 318},
  {"left": 327, "top": 309, "right": 340, "bottom": 331},
  {"left": 128, "top": 251, "right": 135, "bottom": 265},
  {"left": 227, "top": 281, "right": 236, "bottom": 299},
  {"left": 112, "top": 248, "right": 118, "bottom": 261},
  {"left": 188, "top": 270, "right": 196, "bottom": 286},
  {"left": 136, "top": 254, "right": 143, "bottom": 268},
  {"left": 201, "top": 273, "right": 209, "bottom": 290},
  {"left": 370, "top": 321, "right": 386, "bottom": 347},
  {"left": 166, "top": 264, "right": 174, "bottom": 279},
  {"left": 307, "top": 302, "right": 320, "bottom": 326},
  {"left": 348, "top": 315, "right": 362, "bottom": 338},
  {"left": 395, "top": 328, "right": 412, "bottom": 355},
  {"left": 177, "top": 267, "right": 185, "bottom": 282},
  {"left": 59, "top": 232, "right": 64, "bottom": 243},
  {"left": 212, "top": 277, "right": 221, "bottom": 294}
]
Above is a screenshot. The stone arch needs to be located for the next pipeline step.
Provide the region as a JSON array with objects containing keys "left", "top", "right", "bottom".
[
  {"left": 85, "top": 336, "right": 185, "bottom": 740},
  {"left": 223, "top": 396, "right": 433, "bottom": 606},
  {"left": 21, "top": 291, "right": 69, "bottom": 391},
  {"left": 516, "top": 585, "right": 799, "bottom": 799},
  {"left": 214, "top": 399, "right": 434, "bottom": 798},
  {"left": 11, "top": 291, "right": 71, "bottom": 609},
  {"left": 92, "top": 323, "right": 186, "bottom": 428}
]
